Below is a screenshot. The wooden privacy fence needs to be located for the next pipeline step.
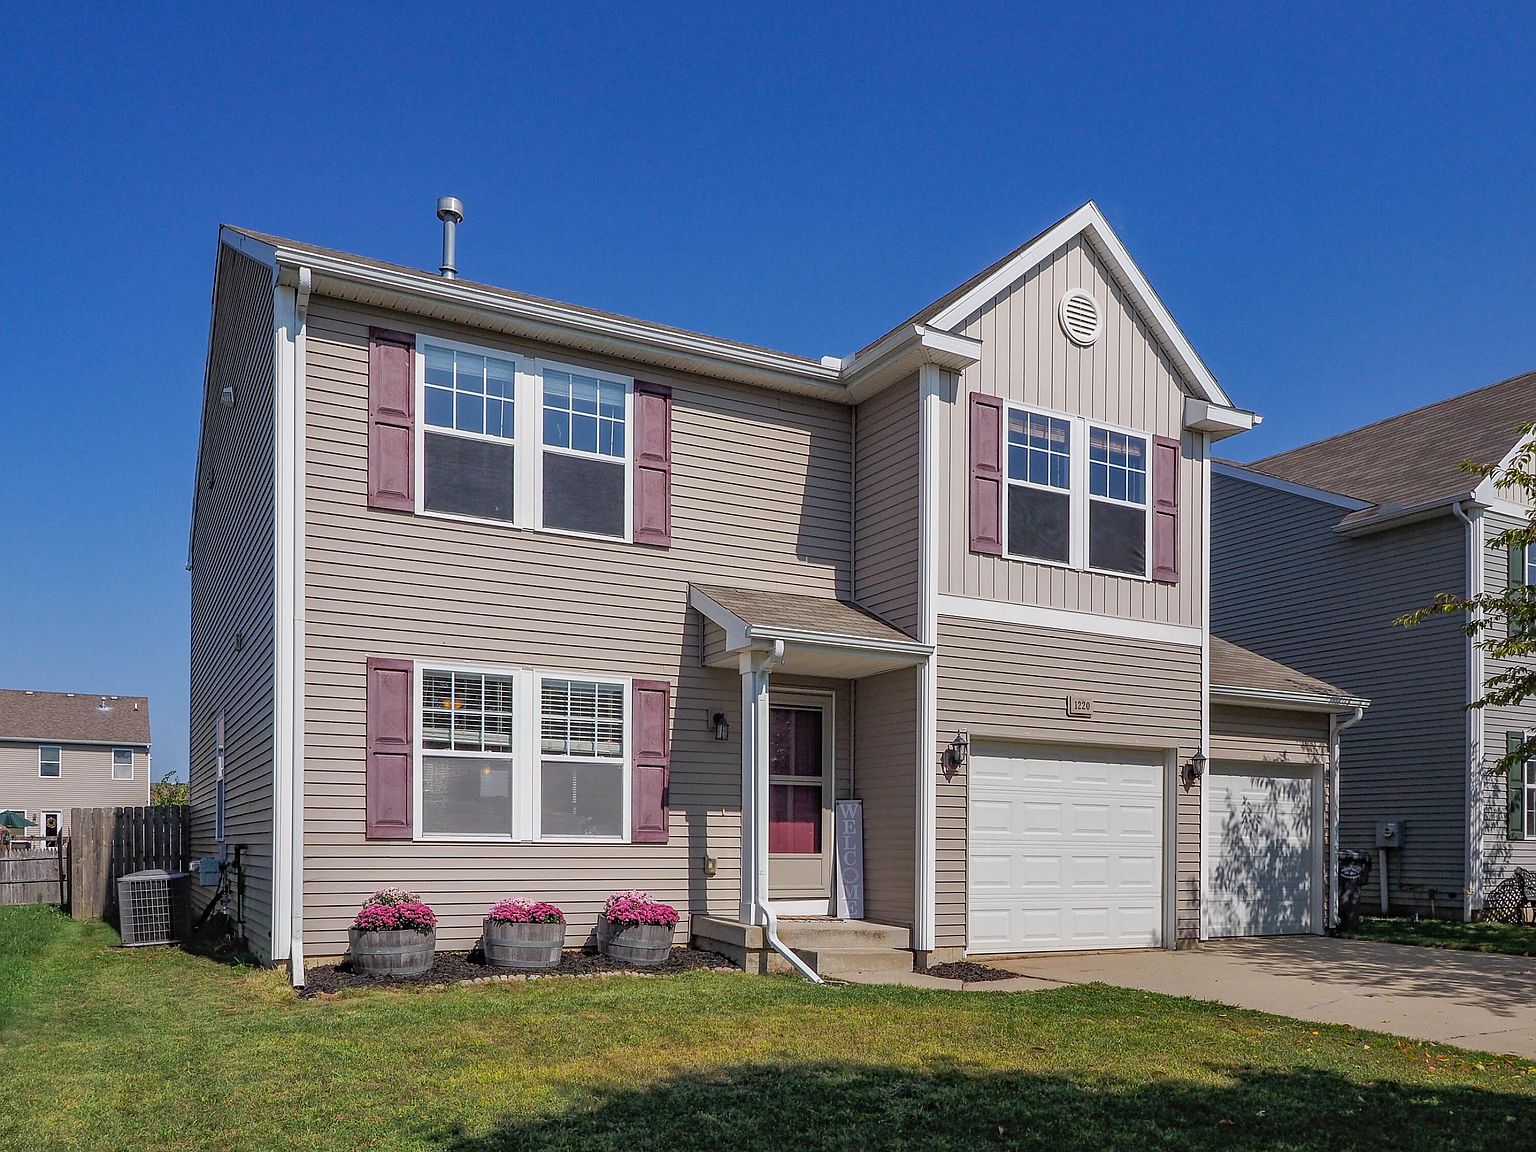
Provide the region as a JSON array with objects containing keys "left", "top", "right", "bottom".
[
  {"left": 0, "top": 848, "right": 67, "bottom": 907},
  {"left": 69, "top": 806, "right": 190, "bottom": 923}
]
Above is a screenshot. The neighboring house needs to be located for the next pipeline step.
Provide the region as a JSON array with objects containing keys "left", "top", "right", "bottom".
[
  {"left": 189, "top": 201, "right": 1365, "bottom": 983},
  {"left": 0, "top": 689, "right": 152, "bottom": 840},
  {"left": 1214, "top": 372, "right": 1533, "bottom": 919}
]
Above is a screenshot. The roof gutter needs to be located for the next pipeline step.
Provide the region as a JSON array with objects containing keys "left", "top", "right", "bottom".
[
  {"left": 1335, "top": 493, "right": 1481, "bottom": 537},
  {"left": 1211, "top": 685, "right": 1372, "bottom": 713}
]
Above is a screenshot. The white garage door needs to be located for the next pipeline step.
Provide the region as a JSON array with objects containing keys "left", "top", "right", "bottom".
[
  {"left": 968, "top": 744, "right": 1165, "bottom": 954},
  {"left": 1206, "top": 763, "right": 1316, "bottom": 937}
]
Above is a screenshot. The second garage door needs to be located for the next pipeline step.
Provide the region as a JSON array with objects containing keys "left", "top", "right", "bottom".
[
  {"left": 968, "top": 744, "right": 1165, "bottom": 954},
  {"left": 1205, "top": 763, "right": 1317, "bottom": 937}
]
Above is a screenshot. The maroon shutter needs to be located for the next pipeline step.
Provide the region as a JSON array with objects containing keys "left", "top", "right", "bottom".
[
  {"left": 368, "top": 328, "right": 415, "bottom": 511},
  {"left": 1151, "top": 435, "right": 1180, "bottom": 584},
  {"left": 633, "top": 382, "right": 672, "bottom": 546},
  {"left": 365, "top": 657, "right": 413, "bottom": 839},
  {"left": 631, "top": 679, "right": 671, "bottom": 843},
  {"left": 969, "top": 393, "right": 1004, "bottom": 555}
]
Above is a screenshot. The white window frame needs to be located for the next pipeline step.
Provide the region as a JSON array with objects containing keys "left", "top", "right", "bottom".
[
  {"left": 412, "top": 337, "right": 635, "bottom": 544},
  {"left": 111, "top": 747, "right": 134, "bottom": 782},
  {"left": 999, "top": 403, "right": 1155, "bottom": 580},
  {"left": 1084, "top": 419, "right": 1153, "bottom": 580},
  {"left": 1524, "top": 753, "right": 1536, "bottom": 842},
  {"left": 411, "top": 659, "right": 634, "bottom": 845},
  {"left": 534, "top": 357, "right": 635, "bottom": 544},
  {"left": 214, "top": 712, "right": 226, "bottom": 843},
  {"left": 38, "top": 745, "right": 60, "bottom": 779},
  {"left": 533, "top": 670, "right": 632, "bottom": 845}
]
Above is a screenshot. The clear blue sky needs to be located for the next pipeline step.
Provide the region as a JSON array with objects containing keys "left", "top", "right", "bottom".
[{"left": 2, "top": 3, "right": 1532, "bottom": 781}]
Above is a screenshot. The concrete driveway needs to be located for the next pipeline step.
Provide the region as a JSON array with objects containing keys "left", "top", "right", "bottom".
[{"left": 990, "top": 936, "right": 1536, "bottom": 1059}]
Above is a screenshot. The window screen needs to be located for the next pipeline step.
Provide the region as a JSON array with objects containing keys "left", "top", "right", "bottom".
[
  {"left": 112, "top": 748, "right": 133, "bottom": 781},
  {"left": 422, "top": 755, "right": 514, "bottom": 837},
  {"left": 1007, "top": 486, "right": 1071, "bottom": 563},
  {"left": 1089, "top": 502, "right": 1148, "bottom": 575},
  {"left": 540, "top": 761, "right": 624, "bottom": 838},
  {"left": 424, "top": 431, "right": 515, "bottom": 522},
  {"left": 542, "top": 452, "right": 625, "bottom": 537},
  {"left": 38, "top": 746, "right": 60, "bottom": 778},
  {"left": 1087, "top": 427, "right": 1148, "bottom": 575}
]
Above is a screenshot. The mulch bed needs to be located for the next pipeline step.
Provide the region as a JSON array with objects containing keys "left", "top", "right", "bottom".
[
  {"left": 923, "top": 960, "right": 1021, "bottom": 983},
  {"left": 299, "top": 947, "right": 735, "bottom": 997}
]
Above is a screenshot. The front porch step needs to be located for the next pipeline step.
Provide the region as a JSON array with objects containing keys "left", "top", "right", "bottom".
[
  {"left": 774, "top": 919, "right": 911, "bottom": 951},
  {"left": 791, "top": 946, "right": 915, "bottom": 979}
]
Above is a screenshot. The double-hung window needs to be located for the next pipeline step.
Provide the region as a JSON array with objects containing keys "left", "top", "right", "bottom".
[
  {"left": 538, "top": 676, "right": 627, "bottom": 840},
  {"left": 111, "top": 748, "right": 134, "bottom": 781},
  {"left": 1005, "top": 409, "right": 1072, "bottom": 563},
  {"left": 1001, "top": 404, "right": 1153, "bottom": 577},
  {"left": 419, "top": 668, "right": 518, "bottom": 839},
  {"left": 422, "top": 342, "right": 519, "bottom": 523},
  {"left": 1087, "top": 425, "right": 1150, "bottom": 576},
  {"left": 1525, "top": 757, "right": 1536, "bottom": 843},
  {"left": 414, "top": 663, "right": 630, "bottom": 842},
  {"left": 38, "top": 746, "right": 60, "bottom": 778},
  {"left": 416, "top": 339, "right": 634, "bottom": 541}
]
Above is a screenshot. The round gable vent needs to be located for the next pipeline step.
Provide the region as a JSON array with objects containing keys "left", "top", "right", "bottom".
[{"left": 1059, "top": 289, "right": 1102, "bottom": 347}]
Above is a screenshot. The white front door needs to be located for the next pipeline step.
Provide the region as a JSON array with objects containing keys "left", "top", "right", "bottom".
[
  {"left": 968, "top": 744, "right": 1165, "bottom": 953},
  {"left": 1206, "top": 763, "right": 1317, "bottom": 937}
]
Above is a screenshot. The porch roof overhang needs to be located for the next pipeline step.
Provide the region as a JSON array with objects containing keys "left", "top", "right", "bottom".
[{"left": 689, "top": 585, "right": 932, "bottom": 679}]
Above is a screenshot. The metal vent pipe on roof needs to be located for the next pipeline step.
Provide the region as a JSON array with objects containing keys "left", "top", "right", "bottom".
[{"left": 436, "top": 197, "right": 464, "bottom": 279}]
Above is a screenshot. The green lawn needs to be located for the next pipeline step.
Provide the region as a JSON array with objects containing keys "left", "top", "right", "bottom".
[
  {"left": 1341, "top": 916, "right": 1536, "bottom": 956},
  {"left": 2, "top": 906, "right": 1534, "bottom": 1151}
]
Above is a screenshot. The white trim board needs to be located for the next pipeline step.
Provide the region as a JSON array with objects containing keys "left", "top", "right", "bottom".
[
  {"left": 925, "top": 202, "right": 1230, "bottom": 407},
  {"left": 935, "top": 594, "right": 1204, "bottom": 649},
  {"left": 1212, "top": 461, "right": 1371, "bottom": 511}
]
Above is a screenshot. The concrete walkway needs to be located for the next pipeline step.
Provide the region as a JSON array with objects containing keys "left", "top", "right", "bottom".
[{"left": 985, "top": 936, "right": 1536, "bottom": 1059}]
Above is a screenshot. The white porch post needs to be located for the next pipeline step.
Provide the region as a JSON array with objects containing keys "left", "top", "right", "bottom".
[{"left": 739, "top": 644, "right": 783, "bottom": 925}]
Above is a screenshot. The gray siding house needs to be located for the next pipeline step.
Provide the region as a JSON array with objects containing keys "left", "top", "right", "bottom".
[
  {"left": 1214, "top": 372, "right": 1533, "bottom": 918},
  {"left": 190, "top": 202, "right": 1363, "bottom": 983},
  {"left": 0, "top": 689, "right": 151, "bottom": 841}
]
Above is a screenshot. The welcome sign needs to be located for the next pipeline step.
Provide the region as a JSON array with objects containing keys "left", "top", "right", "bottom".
[{"left": 834, "top": 799, "right": 864, "bottom": 919}]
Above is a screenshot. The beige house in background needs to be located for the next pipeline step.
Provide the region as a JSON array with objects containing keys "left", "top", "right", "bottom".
[
  {"left": 0, "top": 689, "right": 151, "bottom": 841},
  {"left": 189, "top": 201, "right": 1366, "bottom": 985}
]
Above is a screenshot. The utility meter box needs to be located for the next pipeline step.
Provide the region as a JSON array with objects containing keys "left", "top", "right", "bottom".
[
  {"left": 1375, "top": 820, "right": 1406, "bottom": 848},
  {"left": 193, "top": 857, "right": 222, "bottom": 886}
]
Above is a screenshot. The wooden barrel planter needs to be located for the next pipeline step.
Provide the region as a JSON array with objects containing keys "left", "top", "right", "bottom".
[
  {"left": 482, "top": 919, "right": 564, "bottom": 970},
  {"left": 349, "top": 928, "right": 436, "bottom": 977},
  {"left": 597, "top": 919, "right": 672, "bottom": 967}
]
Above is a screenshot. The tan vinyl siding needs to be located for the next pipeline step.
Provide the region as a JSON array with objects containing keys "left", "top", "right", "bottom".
[
  {"left": 852, "top": 667, "right": 917, "bottom": 928},
  {"left": 0, "top": 743, "right": 150, "bottom": 832},
  {"left": 188, "top": 243, "right": 277, "bottom": 960},
  {"left": 300, "top": 297, "right": 858, "bottom": 958},
  {"left": 1479, "top": 509, "right": 1536, "bottom": 884},
  {"left": 935, "top": 616, "right": 1203, "bottom": 950},
  {"left": 853, "top": 374, "right": 920, "bottom": 636},
  {"left": 1213, "top": 473, "right": 1468, "bottom": 915},
  {"left": 936, "top": 235, "right": 1206, "bottom": 628}
]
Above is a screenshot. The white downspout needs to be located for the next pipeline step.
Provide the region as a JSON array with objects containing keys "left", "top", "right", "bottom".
[
  {"left": 741, "top": 641, "right": 823, "bottom": 983},
  {"left": 1330, "top": 705, "right": 1365, "bottom": 928},
  {"left": 289, "top": 267, "right": 311, "bottom": 987},
  {"left": 1451, "top": 499, "right": 1484, "bottom": 918}
]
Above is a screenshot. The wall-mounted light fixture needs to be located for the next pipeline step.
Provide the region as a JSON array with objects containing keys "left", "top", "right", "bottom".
[
  {"left": 711, "top": 712, "right": 729, "bottom": 741},
  {"left": 1182, "top": 751, "right": 1208, "bottom": 788},
  {"left": 220, "top": 385, "right": 236, "bottom": 408},
  {"left": 943, "top": 730, "right": 970, "bottom": 776}
]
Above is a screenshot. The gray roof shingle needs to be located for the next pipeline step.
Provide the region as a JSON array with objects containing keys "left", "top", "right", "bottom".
[
  {"left": 0, "top": 690, "right": 151, "bottom": 745},
  {"left": 1210, "top": 638, "right": 1363, "bottom": 705},
  {"left": 691, "top": 585, "right": 916, "bottom": 644}
]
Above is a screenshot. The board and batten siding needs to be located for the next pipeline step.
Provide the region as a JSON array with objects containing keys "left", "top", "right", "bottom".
[
  {"left": 936, "top": 235, "right": 1207, "bottom": 628},
  {"left": 853, "top": 374, "right": 920, "bottom": 637},
  {"left": 852, "top": 667, "right": 917, "bottom": 929},
  {"left": 1210, "top": 703, "right": 1333, "bottom": 919},
  {"left": 0, "top": 743, "right": 150, "bottom": 833},
  {"left": 934, "top": 616, "right": 1203, "bottom": 951},
  {"left": 1479, "top": 509, "right": 1536, "bottom": 885},
  {"left": 300, "top": 297, "right": 861, "bottom": 958},
  {"left": 188, "top": 242, "right": 278, "bottom": 959},
  {"left": 1212, "top": 472, "right": 1468, "bottom": 915}
]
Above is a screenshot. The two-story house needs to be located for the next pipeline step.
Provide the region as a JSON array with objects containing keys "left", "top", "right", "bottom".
[
  {"left": 190, "top": 202, "right": 1366, "bottom": 985},
  {"left": 0, "top": 689, "right": 151, "bottom": 841},
  {"left": 1214, "top": 372, "right": 1533, "bottom": 919}
]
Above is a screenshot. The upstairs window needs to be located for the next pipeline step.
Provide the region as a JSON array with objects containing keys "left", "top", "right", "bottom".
[
  {"left": 422, "top": 342, "right": 519, "bottom": 523},
  {"left": 538, "top": 676, "right": 627, "bottom": 839},
  {"left": 419, "top": 668, "right": 517, "bottom": 839},
  {"left": 540, "top": 367, "right": 629, "bottom": 539},
  {"left": 1005, "top": 409, "right": 1072, "bottom": 564},
  {"left": 111, "top": 748, "right": 134, "bottom": 781},
  {"left": 38, "top": 746, "right": 60, "bottom": 778},
  {"left": 1088, "top": 426, "right": 1149, "bottom": 576}
]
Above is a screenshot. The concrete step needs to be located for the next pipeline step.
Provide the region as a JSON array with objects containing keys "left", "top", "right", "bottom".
[
  {"left": 774, "top": 919, "right": 911, "bottom": 951},
  {"left": 793, "top": 946, "right": 915, "bottom": 978}
]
